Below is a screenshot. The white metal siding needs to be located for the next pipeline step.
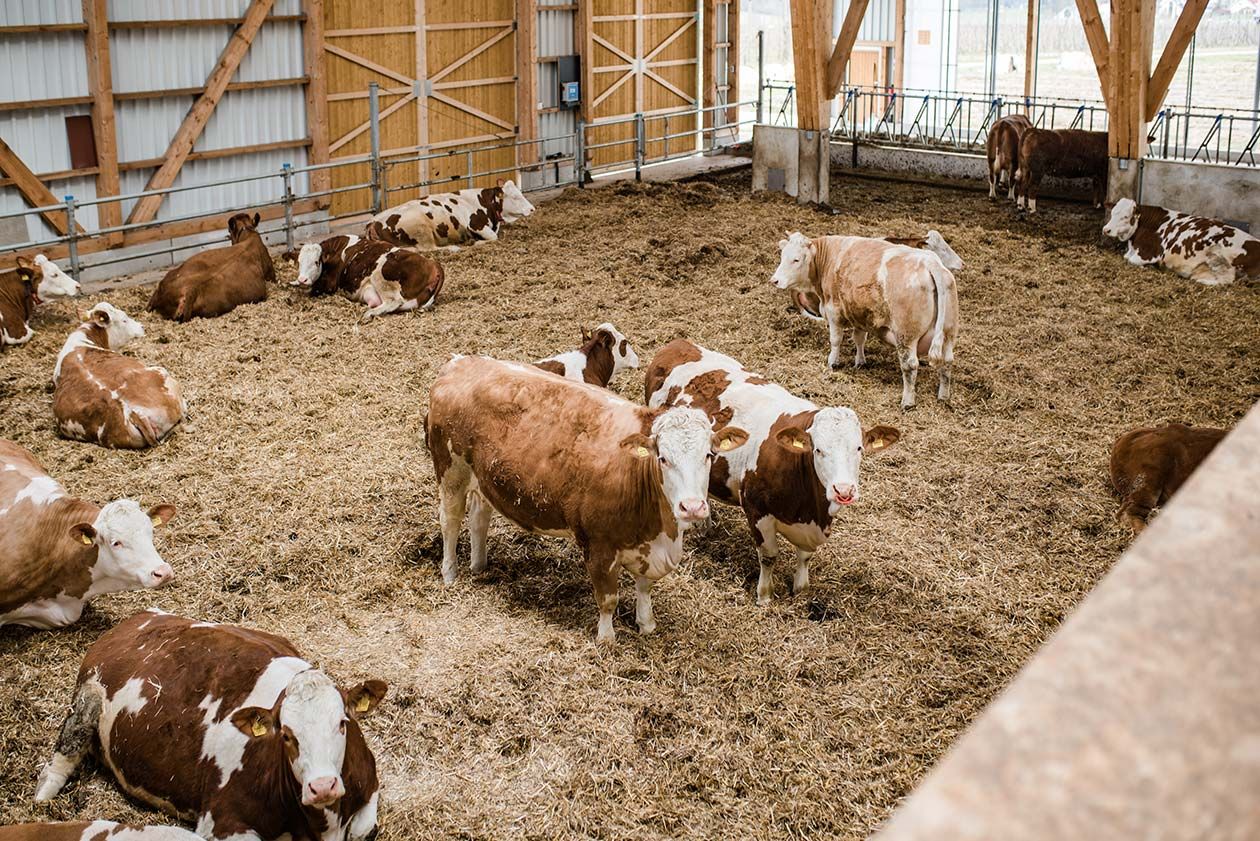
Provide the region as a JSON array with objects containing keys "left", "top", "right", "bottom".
[
  {"left": 836, "top": 0, "right": 898, "bottom": 44},
  {"left": 0, "top": 1, "right": 81, "bottom": 26}
]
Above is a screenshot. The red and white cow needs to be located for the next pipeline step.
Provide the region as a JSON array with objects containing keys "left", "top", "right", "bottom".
[
  {"left": 645, "top": 340, "right": 899, "bottom": 603},
  {"left": 367, "top": 181, "right": 534, "bottom": 250},
  {"left": 1015, "top": 128, "right": 1108, "bottom": 213},
  {"left": 294, "top": 234, "right": 446, "bottom": 320},
  {"left": 987, "top": 114, "right": 1031, "bottom": 201},
  {"left": 0, "top": 439, "right": 175, "bottom": 629},
  {"left": 1110, "top": 422, "right": 1228, "bottom": 533},
  {"left": 0, "top": 254, "right": 80, "bottom": 348},
  {"left": 1103, "top": 198, "right": 1260, "bottom": 286},
  {"left": 426, "top": 355, "right": 747, "bottom": 643},
  {"left": 534, "top": 323, "right": 640, "bottom": 387},
  {"left": 0, "top": 822, "right": 201, "bottom": 841},
  {"left": 36, "top": 610, "right": 387, "bottom": 841}
]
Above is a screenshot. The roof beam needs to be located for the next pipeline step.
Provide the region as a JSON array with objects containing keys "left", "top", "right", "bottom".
[
  {"left": 1146, "top": 0, "right": 1208, "bottom": 121},
  {"left": 0, "top": 138, "right": 83, "bottom": 236}
]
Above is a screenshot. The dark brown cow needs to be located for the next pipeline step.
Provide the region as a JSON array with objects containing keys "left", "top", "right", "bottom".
[
  {"left": 36, "top": 611, "right": 387, "bottom": 841},
  {"left": 0, "top": 254, "right": 80, "bottom": 348},
  {"left": 0, "top": 822, "right": 201, "bottom": 841},
  {"left": 294, "top": 234, "right": 445, "bottom": 320},
  {"left": 534, "top": 323, "right": 640, "bottom": 387},
  {"left": 1103, "top": 198, "right": 1260, "bottom": 285},
  {"left": 425, "top": 355, "right": 747, "bottom": 643},
  {"left": 1015, "top": 128, "right": 1108, "bottom": 213},
  {"left": 987, "top": 114, "right": 1031, "bottom": 200},
  {"left": 1110, "top": 423, "right": 1228, "bottom": 533},
  {"left": 148, "top": 213, "right": 273, "bottom": 321}
]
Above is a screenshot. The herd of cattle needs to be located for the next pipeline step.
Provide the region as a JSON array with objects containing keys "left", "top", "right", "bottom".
[{"left": 0, "top": 157, "right": 1250, "bottom": 839}]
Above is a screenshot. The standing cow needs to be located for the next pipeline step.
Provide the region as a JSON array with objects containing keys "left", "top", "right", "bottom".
[
  {"left": 367, "top": 180, "right": 534, "bottom": 250},
  {"left": 53, "top": 303, "right": 185, "bottom": 449},
  {"left": 1103, "top": 198, "right": 1260, "bottom": 285},
  {"left": 772, "top": 233, "right": 960, "bottom": 410},
  {"left": 1015, "top": 128, "right": 1108, "bottom": 213},
  {"left": 425, "top": 355, "right": 747, "bottom": 643},
  {"left": 0, "top": 254, "right": 80, "bottom": 348},
  {"left": 987, "top": 114, "right": 1031, "bottom": 200},
  {"left": 535, "top": 323, "right": 640, "bottom": 387},
  {"left": 35, "top": 611, "right": 387, "bottom": 841},
  {"left": 0, "top": 822, "right": 201, "bottom": 841},
  {"left": 294, "top": 234, "right": 446, "bottom": 320},
  {"left": 148, "top": 213, "right": 273, "bottom": 321},
  {"left": 1110, "top": 423, "right": 1228, "bottom": 533},
  {"left": 645, "top": 340, "right": 900, "bottom": 604},
  {"left": 0, "top": 439, "right": 175, "bottom": 628}
]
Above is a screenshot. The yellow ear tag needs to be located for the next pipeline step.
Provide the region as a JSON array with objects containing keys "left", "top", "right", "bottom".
[
  {"left": 151, "top": 516, "right": 163, "bottom": 527},
  {"left": 792, "top": 440, "right": 806, "bottom": 450},
  {"left": 251, "top": 720, "right": 267, "bottom": 737},
  {"left": 79, "top": 534, "right": 93, "bottom": 545},
  {"left": 719, "top": 439, "right": 734, "bottom": 451},
  {"left": 356, "top": 696, "right": 371, "bottom": 713},
  {"left": 635, "top": 446, "right": 650, "bottom": 458}
]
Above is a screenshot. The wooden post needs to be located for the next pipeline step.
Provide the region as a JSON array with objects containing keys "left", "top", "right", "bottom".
[
  {"left": 703, "top": 0, "right": 717, "bottom": 134},
  {"left": 825, "top": 0, "right": 872, "bottom": 99},
  {"left": 790, "top": 0, "right": 827, "bottom": 131},
  {"left": 577, "top": 0, "right": 594, "bottom": 125},
  {"left": 1107, "top": 0, "right": 1153, "bottom": 160},
  {"left": 415, "top": 0, "right": 429, "bottom": 187},
  {"left": 727, "top": 0, "right": 740, "bottom": 126},
  {"left": 82, "top": 0, "right": 120, "bottom": 244},
  {"left": 1024, "top": 0, "right": 1038, "bottom": 106},
  {"left": 894, "top": 0, "right": 906, "bottom": 92},
  {"left": 0, "top": 139, "right": 85, "bottom": 236},
  {"left": 301, "top": 0, "right": 330, "bottom": 205},
  {"left": 516, "top": 0, "right": 538, "bottom": 179}
]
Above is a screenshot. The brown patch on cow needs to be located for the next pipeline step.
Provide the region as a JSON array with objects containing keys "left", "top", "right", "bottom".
[
  {"left": 1110, "top": 423, "right": 1227, "bottom": 531},
  {"left": 435, "top": 222, "right": 450, "bottom": 240},
  {"left": 534, "top": 359, "right": 565, "bottom": 377},
  {"left": 467, "top": 210, "right": 490, "bottom": 232},
  {"left": 425, "top": 211, "right": 434, "bottom": 219},
  {"left": 1236, "top": 239, "right": 1260, "bottom": 277},
  {"left": 1130, "top": 205, "right": 1172, "bottom": 263},
  {"left": 643, "top": 338, "right": 703, "bottom": 402},
  {"left": 0, "top": 269, "right": 37, "bottom": 346},
  {"left": 148, "top": 212, "right": 272, "bottom": 321}
]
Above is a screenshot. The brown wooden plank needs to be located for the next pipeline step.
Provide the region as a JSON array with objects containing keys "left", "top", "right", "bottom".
[
  {"left": 516, "top": 0, "right": 538, "bottom": 172},
  {"left": 790, "top": 0, "right": 826, "bottom": 130},
  {"left": 0, "top": 95, "right": 94, "bottom": 113},
  {"left": 894, "top": 0, "right": 905, "bottom": 93},
  {"left": 302, "top": 0, "right": 330, "bottom": 203},
  {"left": 83, "top": 0, "right": 121, "bottom": 242},
  {"left": 1075, "top": 0, "right": 1111, "bottom": 109},
  {"left": 825, "top": 0, "right": 872, "bottom": 98},
  {"left": 1023, "top": 0, "right": 1037, "bottom": 106},
  {"left": 0, "top": 138, "right": 83, "bottom": 236},
  {"left": 0, "top": 23, "right": 87, "bottom": 34},
  {"left": 114, "top": 77, "right": 307, "bottom": 102},
  {"left": 108, "top": 15, "right": 304, "bottom": 29},
  {"left": 577, "top": 0, "right": 595, "bottom": 125},
  {"left": 1146, "top": 0, "right": 1208, "bottom": 121}
]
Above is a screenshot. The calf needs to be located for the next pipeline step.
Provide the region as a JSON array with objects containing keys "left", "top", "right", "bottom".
[
  {"left": 0, "top": 822, "right": 200, "bottom": 841},
  {"left": 36, "top": 611, "right": 387, "bottom": 841},
  {"left": 987, "top": 114, "right": 1031, "bottom": 200},
  {"left": 0, "top": 254, "right": 81, "bottom": 348},
  {"left": 535, "top": 323, "right": 640, "bottom": 387},
  {"left": 1110, "top": 423, "right": 1227, "bottom": 533},
  {"left": 1015, "top": 128, "right": 1108, "bottom": 213},
  {"left": 294, "top": 234, "right": 445, "bottom": 320},
  {"left": 148, "top": 213, "right": 273, "bottom": 321},
  {"left": 645, "top": 340, "right": 899, "bottom": 604},
  {"left": 426, "top": 355, "right": 747, "bottom": 643},
  {"left": 1103, "top": 198, "right": 1260, "bottom": 286},
  {"left": 0, "top": 439, "right": 175, "bottom": 628},
  {"left": 773, "top": 233, "right": 960, "bottom": 410},
  {"left": 368, "top": 180, "right": 534, "bottom": 250},
  {"left": 53, "top": 303, "right": 185, "bottom": 449}
]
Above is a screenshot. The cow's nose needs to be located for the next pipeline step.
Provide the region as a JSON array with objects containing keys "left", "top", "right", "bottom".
[
  {"left": 678, "top": 498, "right": 708, "bottom": 520},
  {"left": 305, "top": 777, "right": 344, "bottom": 805},
  {"left": 151, "top": 564, "right": 174, "bottom": 587},
  {"left": 831, "top": 484, "right": 856, "bottom": 504}
]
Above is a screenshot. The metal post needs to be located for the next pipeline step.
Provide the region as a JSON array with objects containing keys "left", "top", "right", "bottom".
[
  {"left": 368, "top": 82, "right": 382, "bottom": 214},
  {"left": 64, "top": 195, "right": 79, "bottom": 281},
  {"left": 1183, "top": 33, "right": 1196, "bottom": 157},
  {"left": 664, "top": 114, "right": 670, "bottom": 159},
  {"left": 756, "top": 30, "right": 765, "bottom": 124},
  {"left": 281, "top": 163, "right": 295, "bottom": 254},
  {"left": 634, "top": 113, "right": 645, "bottom": 181},
  {"left": 466, "top": 150, "right": 474, "bottom": 189},
  {"left": 576, "top": 119, "right": 586, "bottom": 188},
  {"left": 1253, "top": 30, "right": 1260, "bottom": 125}
]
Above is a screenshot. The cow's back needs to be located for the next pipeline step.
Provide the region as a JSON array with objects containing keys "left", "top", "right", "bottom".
[
  {"left": 1110, "top": 424, "right": 1228, "bottom": 501},
  {"left": 148, "top": 238, "right": 269, "bottom": 320},
  {"left": 54, "top": 350, "right": 182, "bottom": 448}
]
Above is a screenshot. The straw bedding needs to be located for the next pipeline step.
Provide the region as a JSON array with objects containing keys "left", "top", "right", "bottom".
[{"left": 1, "top": 169, "right": 1256, "bottom": 839}]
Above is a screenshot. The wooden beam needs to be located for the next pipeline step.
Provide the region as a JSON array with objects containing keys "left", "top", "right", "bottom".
[
  {"left": 790, "top": 0, "right": 828, "bottom": 130},
  {"left": 1074, "top": 0, "right": 1111, "bottom": 109},
  {"left": 728, "top": 0, "right": 741, "bottom": 125},
  {"left": 108, "top": 15, "right": 304, "bottom": 29},
  {"left": 115, "top": 77, "right": 307, "bottom": 102},
  {"left": 83, "top": 0, "right": 121, "bottom": 243},
  {"left": 1024, "top": 0, "right": 1037, "bottom": 104},
  {"left": 894, "top": 0, "right": 906, "bottom": 92},
  {"left": 1107, "top": 0, "right": 1154, "bottom": 159},
  {"left": 0, "top": 95, "right": 93, "bottom": 112},
  {"left": 703, "top": 0, "right": 718, "bottom": 132},
  {"left": 301, "top": 0, "right": 330, "bottom": 205},
  {"left": 0, "top": 139, "right": 84, "bottom": 236},
  {"left": 126, "top": 0, "right": 276, "bottom": 226},
  {"left": 0, "top": 23, "right": 87, "bottom": 34},
  {"left": 1146, "top": 0, "right": 1208, "bottom": 121},
  {"left": 825, "top": 0, "right": 872, "bottom": 98},
  {"left": 415, "top": 0, "right": 429, "bottom": 187},
  {"left": 516, "top": 0, "right": 538, "bottom": 175},
  {"left": 577, "top": 0, "right": 595, "bottom": 125}
]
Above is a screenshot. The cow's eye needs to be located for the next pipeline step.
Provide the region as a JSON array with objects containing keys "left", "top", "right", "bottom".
[
  {"left": 857, "top": 446, "right": 863, "bottom": 454},
  {"left": 282, "top": 731, "right": 293, "bottom": 743},
  {"left": 658, "top": 456, "right": 669, "bottom": 467},
  {"left": 112, "top": 540, "right": 123, "bottom": 548},
  {"left": 339, "top": 720, "right": 347, "bottom": 734},
  {"left": 705, "top": 452, "right": 715, "bottom": 461}
]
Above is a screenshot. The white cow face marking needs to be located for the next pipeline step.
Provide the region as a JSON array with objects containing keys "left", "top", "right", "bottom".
[
  {"left": 771, "top": 232, "right": 813, "bottom": 290},
  {"left": 1103, "top": 198, "right": 1139, "bottom": 241},
  {"left": 596, "top": 322, "right": 640, "bottom": 374},
  {"left": 87, "top": 302, "right": 145, "bottom": 347},
  {"left": 31, "top": 255, "right": 80, "bottom": 299},
  {"left": 295, "top": 242, "right": 323, "bottom": 287},
  {"left": 922, "top": 230, "right": 963, "bottom": 271},
  {"left": 83, "top": 500, "right": 177, "bottom": 590},
  {"left": 635, "top": 408, "right": 747, "bottom": 525},
  {"left": 500, "top": 180, "right": 534, "bottom": 223},
  {"left": 777, "top": 409, "right": 901, "bottom": 516}
]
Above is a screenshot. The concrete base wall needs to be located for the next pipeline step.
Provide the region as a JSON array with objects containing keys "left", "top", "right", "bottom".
[
  {"left": 1138, "top": 159, "right": 1260, "bottom": 233},
  {"left": 752, "top": 125, "right": 828, "bottom": 204}
]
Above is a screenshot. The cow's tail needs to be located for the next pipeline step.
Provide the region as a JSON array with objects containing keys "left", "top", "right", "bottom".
[{"left": 927, "top": 259, "right": 955, "bottom": 366}]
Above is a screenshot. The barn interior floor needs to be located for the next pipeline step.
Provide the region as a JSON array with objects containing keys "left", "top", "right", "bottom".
[{"left": 1, "top": 170, "right": 1256, "bottom": 840}]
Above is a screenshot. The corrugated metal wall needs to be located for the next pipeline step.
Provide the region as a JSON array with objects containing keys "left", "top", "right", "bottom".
[
  {"left": 837, "top": 0, "right": 898, "bottom": 43},
  {"left": 534, "top": 0, "right": 577, "bottom": 188}
]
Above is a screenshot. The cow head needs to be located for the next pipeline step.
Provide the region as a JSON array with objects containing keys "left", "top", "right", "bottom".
[
  {"left": 231, "top": 670, "right": 387, "bottom": 809},
  {"left": 82, "top": 303, "right": 145, "bottom": 348},
  {"left": 588, "top": 322, "right": 640, "bottom": 376},
  {"left": 70, "top": 500, "right": 177, "bottom": 590},
  {"left": 625, "top": 407, "right": 748, "bottom": 525},
  {"left": 294, "top": 242, "right": 323, "bottom": 287},
  {"left": 499, "top": 180, "right": 534, "bottom": 223},
  {"left": 227, "top": 212, "right": 261, "bottom": 243},
  {"left": 771, "top": 232, "right": 814, "bottom": 290},
  {"left": 774, "top": 408, "right": 900, "bottom": 515},
  {"left": 1103, "top": 198, "right": 1139, "bottom": 242},
  {"left": 920, "top": 230, "right": 964, "bottom": 272},
  {"left": 17, "top": 254, "right": 80, "bottom": 301}
]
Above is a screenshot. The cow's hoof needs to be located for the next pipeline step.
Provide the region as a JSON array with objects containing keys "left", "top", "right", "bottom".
[
  {"left": 441, "top": 571, "right": 457, "bottom": 586},
  {"left": 829, "top": 363, "right": 842, "bottom": 372},
  {"left": 853, "top": 360, "right": 866, "bottom": 369},
  {"left": 637, "top": 622, "right": 657, "bottom": 636},
  {"left": 900, "top": 401, "right": 917, "bottom": 412}
]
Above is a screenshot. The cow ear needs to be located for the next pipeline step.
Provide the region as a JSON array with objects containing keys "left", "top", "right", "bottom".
[
  {"left": 148, "top": 504, "right": 176, "bottom": 527},
  {"left": 713, "top": 426, "right": 749, "bottom": 453},
  {"left": 777, "top": 238, "right": 788, "bottom": 250},
  {"left": 231, "top": 707, "right": 276, "bottom": 739},
  {"left": 252, "top": 212, "right": 260, "bottom": 227},
  {"left": 496, "top": 177, "right": 504, "bottom": 187},
  {"left": 620, "top": 433, "right": 656, "bottom": 460},
  {"left": 775, "top": 426, "right": 813, "bottom": 453},
  {"left": 15, "top": 255, "right": 35, "bottom": 272},
  {"left": 345, "top": 680, "right": 388, "bottom": 718},
  {"left": 863, "top": 425, "right": 901, "bottom": 453},
  {"left": 596, "top": 329, "right": 615, "bottom": 347},
  {"left": 580, "top": 325, "right": 591, "bottom": 342},
  {"left": 69, "top": 523, "right": 96, "bottom": 546},
  {"left": 91, "top": 308, "right": 111, "bottom": 325}
]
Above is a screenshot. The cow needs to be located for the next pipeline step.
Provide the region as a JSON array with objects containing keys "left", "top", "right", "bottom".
[
  {"left": 534, "top": 323, "right": 640, "bottom": 387},
  {"left": 367, "top": 180, "right": 534, "bottom": 250},
  {"left": 1103, "top": 198, "right": 1260, "bottom": 286},
  {"left": 0, "top": 254, "right": 81, "bottom": 348},
  {"left": 293, "top": 234, "right": 446, "bottom": 320},
  {"left": 425, "top": 355, "right": 748, "bottom": 643},
  {"left": 772, "top": 233, "right": 960, "bottom": 410},
  {"left": 1110, "top": 423, "right": 1227, "bottom": 533},
  {"left": 1014, "top": 128, "right": 1108, "bottom": 213},
  {"left": 0, "top": 822, "right": 201, "bottom": 841},
  {"left": 35, "top": 611, "right": 388, "bottom": 841},
  {"left": 53, "top": 303, "right": 185, "bottom": 449},
  {"left": 987, "top": 114, "right": 1031, "bottom": 200},
  {"left": 148, "top": 213, "right": 273, "bottom": 321},
  {"left": 645, "top": 340, "right": 900, "bottom": 604},
  {"left": 0, "top": 439, "right": 175, "bottom": 629}
]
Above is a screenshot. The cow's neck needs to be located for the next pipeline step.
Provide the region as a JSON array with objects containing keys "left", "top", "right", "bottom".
[
  {"left": 254, "top": 730, "right": 345, "bottom": 838},
  {"left": 0, "top": 275, "right": 35, "bottom": 325},
  {"left": 580, "top": 339, "right": 615, "bottom": 387},
  {"left": 37, "top": 496, "right": 103, "bottom": 590},
  {"left": 626, "top": 409, "right": 681, "bottom": 540},
  {"left": 54, "top": 323, "right": 110, "bottom": 381}
]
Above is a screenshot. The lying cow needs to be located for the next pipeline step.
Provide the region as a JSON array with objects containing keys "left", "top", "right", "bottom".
[
  {"left": 148, "top": 212, "right": 273, "bottom": 321},
  {"left": 645, "top": 339, "right": 900, "bottom": 604},
  {"left": 987, "top": 114, "right": 1031, "bottom": 200},
  {"left": 1015, "top": 128, "right": 1107, "bottom": 213},
  {"left": 1110, "top": 423, "right": 1227, "bottom": 533},
  {"left": 36, "top": 610, "right": 387, "bottom": 841},
  {"left": 294, "top": 234, "right": 446, "bottom": 320},
  {"left": 367, "top": 180, "right": 534, "bottom": 250},
  {"left": 773, "top": 233, "right": 960, "bottom": 410},
  {"left": 1103, "top": 198, "right": 1260, "bottom": 286},
  {"left": 426, "top": 355, "right": 747, "bottom": 643},
  {"left": 0, "top": 439, "right": 175, "bottom": 628},
  {"left": 0, "top": 822, "right": 201, "bottom": 841},
  {"left": 0, "top": 254, "right": 80, "bottom": 348},
  {"left": 535, "top": 323, "right": 640, "bottom": 387},
  {"left": 53, "top": 303, "right": 185, "bottom": 449}
]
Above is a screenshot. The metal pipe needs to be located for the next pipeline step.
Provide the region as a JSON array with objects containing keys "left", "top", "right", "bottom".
[
  {"left": 466, "top": 150, "right": 474, "bottom": 189},
  {"left": 576, "top": 118, "right": 586, "bottom": 187},
  {"left": 281, "top": 163, "right": 294, "bottom": 254},
  {"left": 368, "top": 82, "right": 382, "bottom": 214},
  {"left": 757, "top": 30, "right": 765, "bottom": 124},
  {"left": 64, "top": 196, "right": 80, "bottom": 281}
]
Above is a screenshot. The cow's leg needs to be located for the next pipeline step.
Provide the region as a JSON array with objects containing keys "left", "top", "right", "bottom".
[
  {"left": 895, "top": 337, "right": 919, "bottom": 410},
  {"left": 793, "top": 547, "right": 813, "bottom": 595},
  {"left": 586, "top": 546, "right": 619, "bottom": 645},
  {"left": 988, "top": 162, "right": 998, "bottom": 200},
  {"left": 827, "top": 313, "right": 845, "bottom": 372},
  {"left": 853, "top": 330, "right": 868, "bottom": 368},
  {"left": 1117, "top": 482, "right": 1160, "bottom": 534},
  {"left": 937, "top": 332, "right": 955, "bottom": 403},
  {"left": 750, "top": 514, "right": 780, "bottom": 606},
  {"left": 35, "top": 683, "right": 102, "bottom": 801},
  {"left": 438, "top": 463, "right": 472, "bottom": 585},
  {"left": 467, "top": 491, "right": 492, "bottom": 574},
  {"left": 360, "top": 297, "right": 404, "bottom": 323},
  {"left": 634, "top": 575, "right": 656, "bottom": 635}
]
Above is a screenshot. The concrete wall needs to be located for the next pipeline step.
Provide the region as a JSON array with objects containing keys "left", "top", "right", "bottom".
[{"left": 1139, "top": 159, "right": 1260, "bottom": 233}]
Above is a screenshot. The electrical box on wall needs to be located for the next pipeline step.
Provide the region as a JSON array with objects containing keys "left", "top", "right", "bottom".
[{"left": 557, "top": 55, "right": 580, "bottom": 108}]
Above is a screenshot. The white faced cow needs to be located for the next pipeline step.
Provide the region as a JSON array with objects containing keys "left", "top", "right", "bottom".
[
  {"left": 1103, "top": 198, "right": 1260, "bottom": 286},
  {"left": 0, "top": 254, "right": 80, "bottom": 348},
  {"left": 294, "top": 234, "right": 446, "bottom": 321},
  {"left": 534, "top": 323, "right": 640, "bottom": 388},
  {"left": 367, "top": 180, "right": 534, "bottom": 250}
]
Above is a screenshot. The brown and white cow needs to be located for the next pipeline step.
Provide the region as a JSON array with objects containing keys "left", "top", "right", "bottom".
[
  {"left": 425, "top": 355, "right": 747, "bottom": 643},
  {"left": 0, "top": 439, "right": 175, "bottom": 628},
  {"left": 367, "top": 180, "right": 534, "bottom": 250},
  {"left": 53, "top": 303, "right": 185, "bottom": 449},
  {"left": 645, "top": 340, "right": 900, "bottom": 604},
  {"left": 35, "top": 611, "right": 387, "bottom": 841},
  {"left": 1103, "top": 198, "right": 1260, "bottom": 286},
  {"left": 0, "top": 254, "right": 81, "bottom": 348},
  {"left": 534, "top": 323, "right": 640, "bottom": 387},
  {"left": 1015, "top": 128, "right": 1108, "bottom": 213},
  {"left": 772, "top": 233, "right": 960, "bottom": 410},
  {"left": 1110, "top": 423, "right": 1227, "bottom": 533},
  {"left": 148, "top": 213, "right": 273, "bottom": 321},
  {"left": 987, "top": 114, "right": 1031, "bottom": 200},
  {"left": 294, "top": 234, "right": 446, "bottom": 320},
  {"left": 0, "top": 822, "right": 201, "bottom": 841}
]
